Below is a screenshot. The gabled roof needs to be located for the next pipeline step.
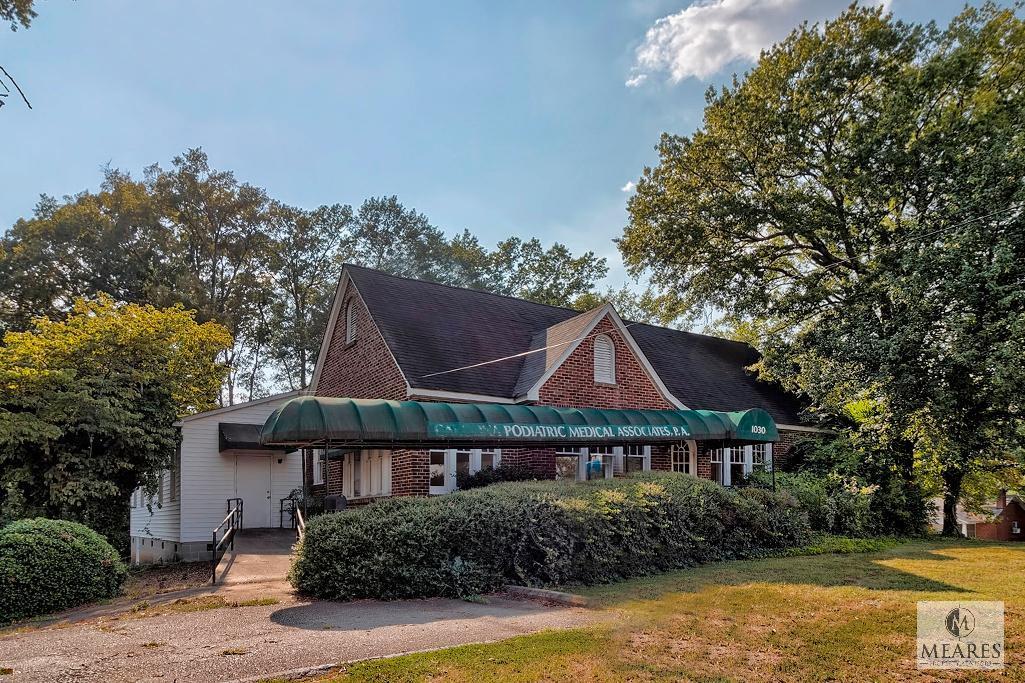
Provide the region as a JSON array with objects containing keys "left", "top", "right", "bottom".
[
  {"left": 513, "top": 306, "right": 606, "bottom": 398},
  {"left": 341, "top": 265, "right": 807, "bottom": 425}
]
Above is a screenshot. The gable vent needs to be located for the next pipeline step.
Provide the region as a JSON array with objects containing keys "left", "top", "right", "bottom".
[
  {"left": 593, "top": 334, "right": 616, "bottom": 384},
  {"left": 345, "top": 300, "right": 357, "bottom": 344}
]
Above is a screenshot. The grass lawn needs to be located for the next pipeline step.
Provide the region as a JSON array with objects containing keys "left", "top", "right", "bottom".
[{"left": 305, "top": 539, "right": 1025, "bottom": 682}]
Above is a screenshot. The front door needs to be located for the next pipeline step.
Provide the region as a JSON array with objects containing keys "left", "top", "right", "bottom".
[{"left": 235, "top": 455, "right": 271, "bottom": 528}]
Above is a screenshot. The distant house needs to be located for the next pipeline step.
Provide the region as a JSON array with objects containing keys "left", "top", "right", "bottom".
[
  {"left": 129, "top": 392, "right": 302, "bottom": 564},
  {"left": 963, "top": 491, "right": 1025, "bottom": 541}
]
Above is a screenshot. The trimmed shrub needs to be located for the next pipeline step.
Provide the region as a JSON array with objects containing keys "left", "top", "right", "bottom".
[
  {"left": 290, "top": 473, "right": 811, "bottom": 600},
  {"left": 455, "top": 464, "right": 539, "bottom": 490},
  {"left": 0, "top": 518, "right": 128, "bottom": 623}
]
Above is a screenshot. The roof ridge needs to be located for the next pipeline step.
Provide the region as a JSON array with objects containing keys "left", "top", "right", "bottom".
[
  {"left": 344, "top": 264, "right": 758, "bottom": 351},
  {"left": 342, "top": 263, "right": 583, "bottom": 314}
]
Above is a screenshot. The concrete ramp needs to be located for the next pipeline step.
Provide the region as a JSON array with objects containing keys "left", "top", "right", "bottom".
[{"left": 219, "top": 528, "right": 296, "bottom": 585}]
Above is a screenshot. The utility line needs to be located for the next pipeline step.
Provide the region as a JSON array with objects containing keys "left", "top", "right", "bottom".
[{"left": 420, "top": 317, "right": 647, "bottom": 379}]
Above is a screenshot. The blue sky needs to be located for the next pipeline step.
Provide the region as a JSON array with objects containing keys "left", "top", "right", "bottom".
[{"left": 1, "top": 0, "right": 978, "bottom": 285}]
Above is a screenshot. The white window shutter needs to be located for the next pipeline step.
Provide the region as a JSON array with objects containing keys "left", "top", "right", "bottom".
[
  {"left": 345, "top": 300, "right": 356, "bottom": 344},
  {"left": 593, "top": 334, "right": 615, "bottom": 383}
]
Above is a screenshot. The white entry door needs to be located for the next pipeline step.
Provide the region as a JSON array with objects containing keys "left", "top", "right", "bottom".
[{"left": 235, "top": 455, "right": 272, "bottom": 528}]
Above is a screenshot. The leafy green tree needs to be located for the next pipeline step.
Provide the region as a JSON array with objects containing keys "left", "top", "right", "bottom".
[
  {"left": 148, "top": 148, "right": 272, "bottom": 404},
  {"left": 571, "top": 284, "right": 664, "bottom": 323},
  {"left": 0, "top": 297, "right": 231, "bottom": 550},
  {"left": 0, "top": 170, "right": 175, "bottom": 332},
  {"left": 349, "top": 196, "right": 452, "bottom": 282},
  {"left": 620, "top": 3, "right": 1025, "bottom": 534},
  {"left": 486, "top": 237, "right": 609, "bottom": 307},
  {"left": 2, "top": 154, "right": 614, "bottom": 401},
  {"left": 266, "top": 201, "right": 352, "bottom": 389}
]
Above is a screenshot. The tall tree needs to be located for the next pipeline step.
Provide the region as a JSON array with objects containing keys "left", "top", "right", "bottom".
[
  {"left": 0, "top": 170, "right": 174, "bottom": 332},
  {"left": 266, "top": 201, "right": 352, "bottom": 390},
  {"left": 486, "top": 237, "right": 609, "bottom": 307},
  {"left": 620, "top": 4, "right": 1025, "bottom": 534},
  {"left": 0, "top": 296, "right": 231, "bottom": 550},
  {"left": 148, "top": 148, "right": 272, "bottom": 405},
  {"left": 349, "top": 196, "right": 451, "bottom": 282}
]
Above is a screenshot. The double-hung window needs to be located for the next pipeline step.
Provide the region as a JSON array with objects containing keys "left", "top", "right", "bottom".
[
  {"left": 710, "top": 448, "right": 724, "bottom": 485},
  {"left": 312, "top": 449, "right": 325, "bottom": 485},
  {"left": 480, "top": 449, "right": 499, "bottom": 470},
  {"left": 728, "top": 447, "right": 746, "bottom": 485},
  {"left": 588, "top": 446, "right": 615, "bottom": 480},
  {"left": 429, "top": 448, "right": 503, "bottom": 493},
  {"left": 555, "top": 447, "right": 584, "bottom": 481},
  {"left": 751, "top": 443, "right": 772, "bottom": 472},
  {"left": 344, "top": 449, "right": 391, "bottom": 498},
  {"left": 623, "top": 445, "right": 650, "bottom": 473}
]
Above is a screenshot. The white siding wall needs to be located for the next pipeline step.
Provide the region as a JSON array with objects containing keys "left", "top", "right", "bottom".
[
  {"left": 179, "top": 399, "right": 300, "bottom": 542},
  {"left": 130, "top": 468, "right": 180, "bottom": 541}
]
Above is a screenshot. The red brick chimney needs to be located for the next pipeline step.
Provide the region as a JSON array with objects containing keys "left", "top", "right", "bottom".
[{"left": 997, "top": 489, "right": 1007, "bottom": 510}]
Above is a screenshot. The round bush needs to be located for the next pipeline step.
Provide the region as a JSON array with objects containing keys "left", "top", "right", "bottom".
[{"left": 0, "top": 518, "right": 128, "bottom": 623}]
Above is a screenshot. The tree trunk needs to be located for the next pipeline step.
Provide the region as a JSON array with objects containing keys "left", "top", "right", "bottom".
[{"left": 941, "top": 469, "right": 964, "bottom": 537}]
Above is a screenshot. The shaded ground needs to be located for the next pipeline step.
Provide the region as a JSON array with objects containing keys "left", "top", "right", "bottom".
[
  {"left": 0, "top": 590, "right": 593, "bottom": 682},
  {"left": 301, "top": 539, "right": 1025, "bottom": 682},
  {"left": 122, "top": 561, "right": 212, "bottom": 600}
]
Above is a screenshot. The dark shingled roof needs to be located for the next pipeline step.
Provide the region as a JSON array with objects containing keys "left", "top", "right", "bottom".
[{"left": 344, "top": 265, "right": 806, "bottom": 425}]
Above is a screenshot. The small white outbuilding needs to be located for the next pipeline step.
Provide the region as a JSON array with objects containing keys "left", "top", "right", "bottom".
[{"left": 129, "top": 391, "right": 302, "bottom": 564}]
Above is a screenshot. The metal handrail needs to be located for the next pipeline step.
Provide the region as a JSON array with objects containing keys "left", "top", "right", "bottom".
[
  {"left": 295, "top": 505, "right": 306, "bottom": 543},
  {"left": 210, "top": 498, "right": 243, "bottom": 584}
]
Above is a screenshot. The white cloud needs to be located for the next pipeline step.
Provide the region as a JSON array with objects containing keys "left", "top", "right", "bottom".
[
  {"left": 628, "top": 0, "right": 888, "bottom": 85},
  {"left": 621, "top": 181, "right": 637, "bottom": 193},
  {"left": 625, "top": 73, "right": 648, "bottom": 88}
]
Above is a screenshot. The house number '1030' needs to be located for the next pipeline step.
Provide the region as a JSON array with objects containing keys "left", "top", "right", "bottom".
[{"left": 750, "top": 426, "right": 767, "bottom": 435}]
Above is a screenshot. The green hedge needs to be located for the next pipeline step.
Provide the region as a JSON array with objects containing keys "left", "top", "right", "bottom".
[
  {"left": 745, "top": 471, "right": 927, "bottom": 537},
  {"left": 0, "top": 518, "right": 128, "bottom": 623},
  {"left": 291, "top": 473, "right": 811, "bottom": 600}
]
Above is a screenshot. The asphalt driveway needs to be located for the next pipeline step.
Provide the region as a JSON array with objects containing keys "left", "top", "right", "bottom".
[{"left": 0, "top": 588, "right": 594, "bottom": 682}]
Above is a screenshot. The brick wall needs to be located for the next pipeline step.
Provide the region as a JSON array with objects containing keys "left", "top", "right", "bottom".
[
  {"left": 975, "top": 501, "right": 1025, "bottom": 541},
  {"left": 774, "top": 429, "right": 813, "bottom": 470},
  {"left": 501, "top": 448, "right": 556, "bottom": 478},
  {"left": 391, "top": 449, "right": 430, "bottom": 497},
  {"left": 538, "top": 314, "right": 674, "bottom": 410},
  {"left": 315, "top": 281, "right": 407, "bottom": 400}
]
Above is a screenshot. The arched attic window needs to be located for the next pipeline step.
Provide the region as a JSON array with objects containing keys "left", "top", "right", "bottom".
[
  {"left": 344, "top": 300, "right": 357, "bottom": 344},
  {"left": 593, "top": 334, "right": 616, "bottom": 384}
]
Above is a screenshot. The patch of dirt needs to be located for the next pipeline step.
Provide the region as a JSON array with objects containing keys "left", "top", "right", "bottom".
[{"left": 123, "top": 561, "right": 212, "bottom": 599}]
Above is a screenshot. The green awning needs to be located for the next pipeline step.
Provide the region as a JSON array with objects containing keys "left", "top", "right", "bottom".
[{"left": 260, "top": 397, "right": 778, "bottom": 447}]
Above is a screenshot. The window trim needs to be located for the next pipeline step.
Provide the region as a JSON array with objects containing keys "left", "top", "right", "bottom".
[
  {"left": 312, "top": 449, "right": 325, "bottom": 485},
  {"left": 593, "top": 334, "right": 616, "bottom": 384},
  {"left": 429, "top": 448, "right": 502, "bottom": 494},
  {"left": 343, "top": 449, "right": 392, "bottom": 498},
  {"left": 671, "top": 441, "right": 697, "bottom": 475},
  {"left": 170, "top": 443, "right": 181, "bottom": 502}
]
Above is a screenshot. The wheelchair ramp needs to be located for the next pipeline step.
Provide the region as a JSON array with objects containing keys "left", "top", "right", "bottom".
[{"left": 218, "top": 528, "right": 296, "bottom": 585}]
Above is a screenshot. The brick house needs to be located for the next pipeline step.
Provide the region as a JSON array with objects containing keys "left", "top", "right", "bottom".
[
  {"left": 267, "top": 264, "right": 821, "bottom": 504},
  {"left": 964, "top": 491, "right": 1025, "bottom": 541}
]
